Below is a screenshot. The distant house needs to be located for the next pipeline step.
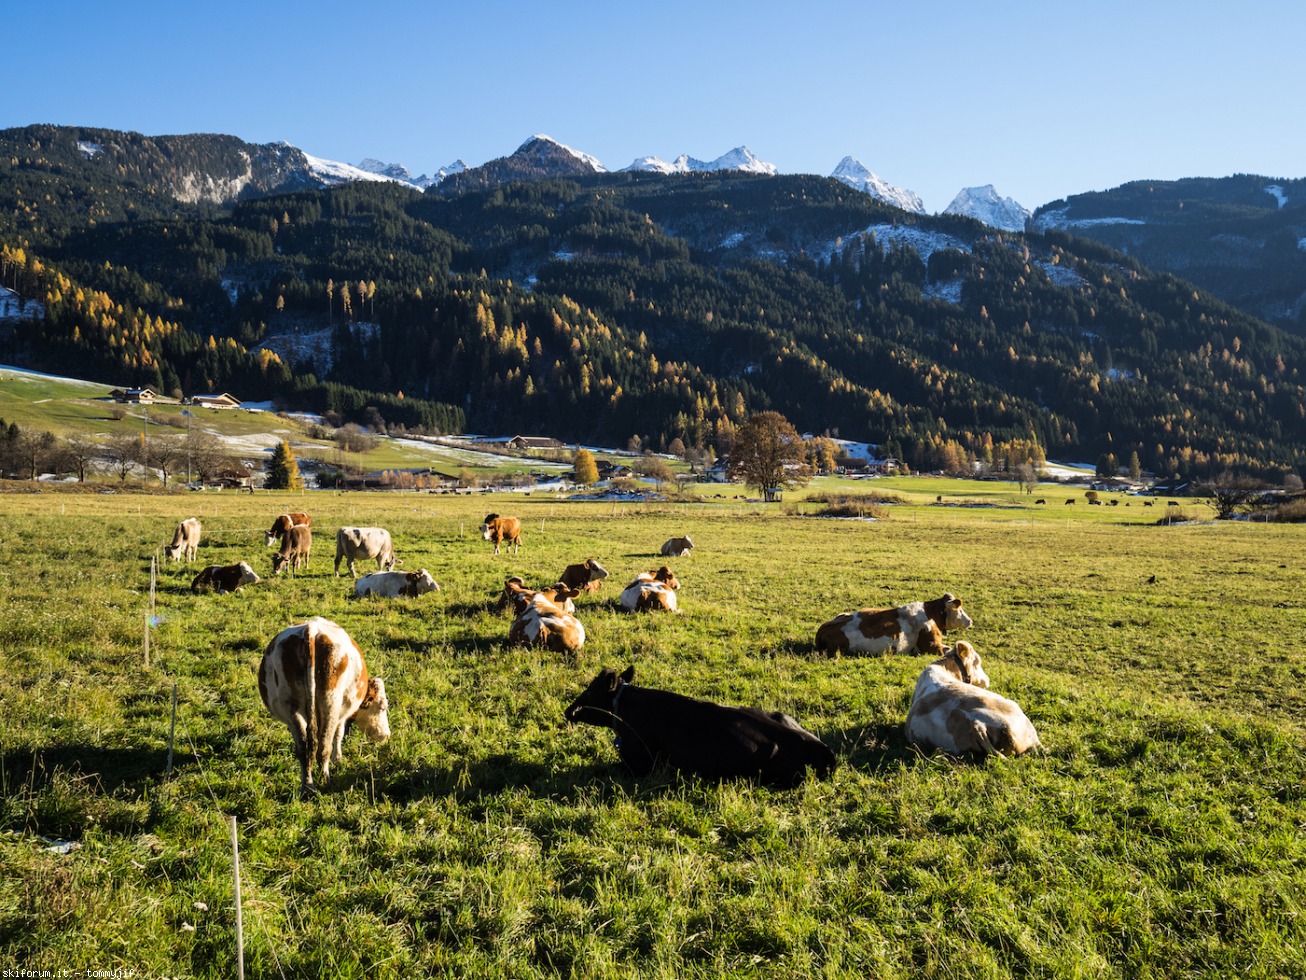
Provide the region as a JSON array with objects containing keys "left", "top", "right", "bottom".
[
  {"left": 109, "top": 386, "right": 161, "bottom": 404},
  {"left": 189, "top": 392, "right": 242, "bottom": 410},
  {"left": 866, "top": 456, "right": 901, "bottom": 475},
  {"left": 507, "top": 435, "right": 562, "bottom": 451}
]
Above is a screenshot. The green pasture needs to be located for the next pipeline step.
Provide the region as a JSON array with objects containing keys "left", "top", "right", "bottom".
[{"left": 1, "top": 488, "right": 1303, "bottom": 978}]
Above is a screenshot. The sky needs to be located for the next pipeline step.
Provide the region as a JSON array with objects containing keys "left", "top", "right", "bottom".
[{"left": 9, "top": 0, "right": 1305, "bottom": 213}]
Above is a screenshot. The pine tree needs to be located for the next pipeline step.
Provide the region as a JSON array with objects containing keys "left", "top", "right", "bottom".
[{"left": 266, "top": 440, "right": 304, "bottom": 490}]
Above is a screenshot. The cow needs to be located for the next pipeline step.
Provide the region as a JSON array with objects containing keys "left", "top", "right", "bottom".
[
  {"left": 481, "top": 514, "right": 522, "bottom": 555},
  {"left": 559, "top": 558, "right": 609, "bottom": 593},
  {"left": 1034, "top": 499, "right": 1046, "bottom": 505},
  {"left": 271, "top": 524, "right": 312, "bottom": 576},
  {"left": 264, "top": 512, "right": 312, "bottom": 547},
  {"left": 496, "top": 576, "right": 576, "bottom": 614},
  {"left": 1064, "top": 499, "right": 1075, "bottom": 506},
  {"left": 257, "top": 617, "right": 390, "bottom": 793},
  {"left": 163, "top": 518, "right": 201, "bottom": 562},
  {"left": 619, "top": 566, "right": 680, "bottom": 612},
  {"left": 334, "top": 526, "right": 400, "bottom": 577},
  {"left": 564, "top": 665, "right": 836, "bottom": 786},
  {"left": 660, "top": 535, "right": 694, "bottom": 558},
  {"left": 355, "top": 569, "right": 439, "bottom": 598},
  {"left": 505, "top": 581, "right": 585, "bottom": 653},
  {"left": 905, "top": 641, "right": 1041, "bottom": 758},
  {"left": 814, "top": 594, "right": 972, "bottom": 657},
  {"left": 191, "top": 561, "right": 260, "bottom": 594}
]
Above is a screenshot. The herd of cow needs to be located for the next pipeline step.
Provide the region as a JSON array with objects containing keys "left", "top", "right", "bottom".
[{"left": 163, "top": 510, "right": 1042, "bottom": 795}]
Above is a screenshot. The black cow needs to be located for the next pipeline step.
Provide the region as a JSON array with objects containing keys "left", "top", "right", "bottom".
[{"left": 564, "top": 666, "right": 836, "bottom": 786}]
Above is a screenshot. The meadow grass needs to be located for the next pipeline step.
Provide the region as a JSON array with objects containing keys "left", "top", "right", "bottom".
[{"left": 0, "top": 485, "right": 1303, "bottom": 978}]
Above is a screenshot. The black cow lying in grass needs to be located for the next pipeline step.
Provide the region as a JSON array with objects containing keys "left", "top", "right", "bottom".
[{"left": 564, "top": 666, "right": 836, "bottom": 786}]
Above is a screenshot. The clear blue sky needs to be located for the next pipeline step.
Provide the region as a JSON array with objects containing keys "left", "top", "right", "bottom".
[{"left": 10, "top": 0, "right": 1304, "bottom": 212}]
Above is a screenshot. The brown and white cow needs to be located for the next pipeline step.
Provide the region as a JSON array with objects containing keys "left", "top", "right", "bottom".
[
  {"left": 559, "top": 558, "right": 609, "bottom": 593},
  {"left": 505, "top": 581, "right": 585, "bottom": 653},
  {"left": 271, "top": 524, "right": 312, "bottom": 575},
  {"left": 481, "top": 514, "right": 522, "bottom": 555},
  {"left": 814, "top": 594, "right": 972, "bottom": 656},
  {"left": 334, "top": 526, "right": 399, "bottom": 577},
  {"left": 660, "top": 535, "right": 694, "bottom": 557},
  {"left": 496, "top": 576, "right": 576, "bottom": 614},
  {"left": 191, "top": 561, "right": 261, "bottom": 594},
  {"left": 355, "top": 569, "right": 439, "bottom": 598},
  {"left": 264, "top": 512, "right": 312, "bottom": 547},
  {"left": 905, "top": 641, "right": 1041, "bottom": 758},
  {"left": 163, "top": 518, "right": 201, "bottom": 562},
  {"left": 257, "top": 617, "right": 391, "bottom": 793},
  {"left": 619, "top": 566, "right": 681, "bottom": 612}
]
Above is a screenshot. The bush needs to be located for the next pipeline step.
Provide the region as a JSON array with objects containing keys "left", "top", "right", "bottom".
[
  {"left": 1155, "top": 507, "right": 1205, "bottom": 525},
  {"left": 1270, "top": 498, "right": 1306, "bottom": 523},
  {"left": 803, "top": 493, "right": 892, "bottom": 519}
]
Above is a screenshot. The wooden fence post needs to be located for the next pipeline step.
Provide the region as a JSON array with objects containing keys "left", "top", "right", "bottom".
[{"left": 230, "top": 815, "right": 245, "bottom": 980}]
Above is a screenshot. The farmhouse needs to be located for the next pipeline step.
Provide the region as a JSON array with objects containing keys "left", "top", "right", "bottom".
[
  {"left": 188, "top": 392, "right": 242, "bottom": 410},
  {"left": 508, "top": 435, "right": 562, "bottom": 451},
  {"left": 109, "top": 386, "right": 169, "bottom": 404}
]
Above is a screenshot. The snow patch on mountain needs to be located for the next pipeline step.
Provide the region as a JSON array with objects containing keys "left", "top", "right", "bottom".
[
  {"left": 0, "top": 286, "right": 45, "bottom": 323},
  {"left": 355, "top": 157, "right": 463, "bottom": 190},
  {"left": 825, "top": 224, "right": 970, "bottom": 266},
  {"left": 1265, "top": 185, "right": 1288, "bottom": 209},
  {"left": 944, "top": 185, "right": 1031, "bottom": 232},
  {"left": 622, "top": 146, "right": 777, "bottom": 176},
  {"left": 524, "top": 135, "right": 607, "bottom": 173},
  {"left": 302, "top": 151, "right": 404, "bottom": 187},
  {"left": 77, "top": 141, "right": 104, "bottom": 159},
  {"left": 923, "top": 279, "right": 964, "bottom": 304},
  {"left": 1030, "top": 208, "right": 1147, "bottom": 233},
  {"left": 830, "top": 157, "right": 924, "bottom": 213},
  {"left": 1035, "top": 260, "right": 1086, "bottom": 288}
]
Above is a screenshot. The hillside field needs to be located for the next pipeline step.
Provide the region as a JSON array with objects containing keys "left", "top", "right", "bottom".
[{"left": 1, "top": 488, "right": 1304, "bottom": 978}]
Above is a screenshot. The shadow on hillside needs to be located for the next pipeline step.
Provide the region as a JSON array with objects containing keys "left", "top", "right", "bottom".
[
  {"left": 3, "top": 737, "right": 231, "bottom": 794},
  {"left": 371, "top": 753, "right": 619, "bottom": 804}
]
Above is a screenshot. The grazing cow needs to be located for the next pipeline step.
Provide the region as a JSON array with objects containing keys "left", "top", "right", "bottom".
[
  {"left": 163, "top": 518, "right": 201, "bottom": 562},
  {"left": 192, "top": 561, "right": 261, "bottom": 594},
  {"left": 264, "top": 512, "right": 312, "bottom": 547},
  {"left": 559, "top": 558, "right": 609, "bottom": 593},
  {"left": 505, "top": 581, "right": 585, "bottom": 652},
  {"left": 1064, "top": 499, "right": 1075, "bottom": 506},
  {"left": 1034, "top": 499, "right": 1046, "bottom": 505},
  {"left": 271, "top": 524, "right": 312, "bottom": 575},
  {"left": 355, "top": 569, "right": 440, "bottom": 598},
  {"left": 334, "top": 526, "right": 399, "bottom": 577},
  {"left": 1143, "top": 501, "right": 1154, "bottom": 507},
  {"left": 619, "top": 566, "right": 680, "bottom": 612},
  {"left": 905, "top": 641, "right": 1041, "bottom": 758},
  {"left": 814, "top": 594, "right": 971, "bottom": 657},
  {"left": 257, "top": 617, "right": 391, "bottom": 793},
  {"left": 480, "top": 514, "right": 522, "bottom": 555},
  {"left": 660, "top": 535, "right": 694, "bottom": 558},
  {"left": 564, "top": 666, "right": 836, "bottom": 786}
]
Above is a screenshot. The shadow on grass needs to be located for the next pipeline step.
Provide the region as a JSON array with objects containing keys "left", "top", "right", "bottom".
[
  {"left": 2, "top": 736, "right": 231, "bottom": 794},
  {"left": 828, "top": 722, "right": 922, "bottom": 772},
  {"left": 371, "top": 753, "right": 618, "bottom": 803}
]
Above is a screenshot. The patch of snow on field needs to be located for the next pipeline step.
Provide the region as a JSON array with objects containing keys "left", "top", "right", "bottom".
[
  {"left": 1265, "top": 185, "right": 1288, "bottom": 209},
  {"left": 0, "top": 287, "right": 45, "bottom": 323},
  {"left": 1036, "top": 260, "right": 1085, "bottom": 288},
  {"left": 393, "top": 437, "right": 571, "bottom": 469},
  {"left": 0, "top": 363, "right": 109, "bottom": 388}
]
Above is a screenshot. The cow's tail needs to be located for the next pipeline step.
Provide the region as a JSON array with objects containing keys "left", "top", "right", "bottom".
[{"left": 304, "top": 620, "right": 321, "bottom": 785}]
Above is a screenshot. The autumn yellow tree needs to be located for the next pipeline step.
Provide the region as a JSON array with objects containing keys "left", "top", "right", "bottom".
[
  {"left": 728, "top": 411, "right": 811, "bottom": 497},
  {"left": 573, "top": 448, "right": 599, "bottom": 485}
]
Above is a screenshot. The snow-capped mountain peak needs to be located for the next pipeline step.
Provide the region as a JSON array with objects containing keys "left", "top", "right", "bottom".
[
  {"left": 830, "top": 157, "right": 924, "bottom": 213},
  {"left": 943, "top": 184, "right": 1031, "bottom": 232},
  {"left": 519, "top": 134, "right": 607, "bottom": 173},
  {"left": 355, "top": 156, "right": 465, "bottom": 190},
  {"left": 622, "top": 146, "right": 777, "bottom": 175}
]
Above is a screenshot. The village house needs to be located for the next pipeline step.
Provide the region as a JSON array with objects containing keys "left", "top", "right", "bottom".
[{"left": 188, "top": 392, "right": 243, "bottom": 410}]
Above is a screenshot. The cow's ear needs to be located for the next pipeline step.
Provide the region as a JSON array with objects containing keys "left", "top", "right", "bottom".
[
  {"left": 945, "top": 593, "right": 958, "bottom": 605},
  {"left": 620, "top": 665, "right": 635, "bottom": 685}
]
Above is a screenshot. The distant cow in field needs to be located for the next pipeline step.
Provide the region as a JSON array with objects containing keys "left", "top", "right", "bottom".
[
  {"left": 1034, "top": 499, "right": 1046, "bottom": 505},
  {"left": 191, "top": 561, "right": 260, "bottom": 594},
  {"left": 660, "top": 535, "right": 694, "bottom": 557},
  {"left": 559, "top": 558, "right": 609, "bottom": 593},
  {"left": 815, "top": 594, "right": 972, "bottom": 657},
  {"left": 481, "top": 514, "right": 522, "bottom": 555},
  {"left": 565, "top": 665, "right": 836, "bottom": 786},
  {"left": 334, "top": 526, "right": 399, "bottom": 577},
  {"left": 258, "top": 617, "right": 391, "bottom": 794},
  {"left": 265, "top": 512, "right": 312, "bottom": 547},
  {"left": 620, "top": 566, "right": 680, "bottom": 612},
  {"left": 1143, "top": 501, "right": 1154, "bottom": 507},
  {"left": 355, "top": 569, "right": 439, "bottom": 599},
  {"left": 272, "top": 524, "right": 312, "bottom": 575},
  {"left": 1064, "top": 499, "right": 1075, "bottom": 506},
  {"left": 164, "top": 518, "right": 201, "bottom": 562},
  {"left": 505, "top": 580, "right": 585, "bottom": 653},
  {"left": 905, "top": 641, "right": 1041, "bottom": 758}
]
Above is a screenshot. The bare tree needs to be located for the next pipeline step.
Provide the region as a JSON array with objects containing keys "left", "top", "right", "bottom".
[
  {"left": 102, "top": 431, "right": 142, "bottom": 483},
  {"left": 727, "top": 411, "right": 812, "bottom": 498},
  {"left": 12, "top": 429, "right": 56, "bottom": 481},
  {"left": 1015, "top": 461, "right": 1039, "bottom": 495},
  {"left": 1203, "top": 473, "right": 1267, "bottom": 520},
  {"left": 151, "top": 435, "right": 186, "bottom": 488},
  {"left": 63, "top": 436, "right": 101, "bottom": 482}
]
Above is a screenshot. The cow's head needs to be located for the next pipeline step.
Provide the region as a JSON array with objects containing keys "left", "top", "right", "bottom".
[
  {"left": 503, "top": 578, "right": 536, "bottom": 615},
  {"left": 353, "top": 677, "right": 392, "bottom": 742},
  {"left": 403, "top": 570, "right": 439, "bottom": 596},
  {"left": 653, "top": 566, "right": 680, "bottom": 589},
  {"left": 480, "top": 514, "right": 499, "bottom": 540},
  {"left": 271, "top": 553, "right": 291, "bottom": 575},
  {"left": 945, "top": 641, "right": 989, "bottom": 689},
  {"left": 681, "top": 536, "right": 694, "bottom": 551},
  {"left": 584, "top": 558, "right": 609, "bottom": 582},
  {"left": 939, "top": 594, "right": 973, "bottom": 632},
  {"left": 164, "top": 544, "right": 183, "bottom": 560},
  {"left": 235, "top": 561, "right": 261, "bottom": 587},
  {"left": 564, "top": 665, "right": 635, "bottom": 724}
]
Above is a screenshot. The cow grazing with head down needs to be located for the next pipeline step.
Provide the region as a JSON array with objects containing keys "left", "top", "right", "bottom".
[
  {"left": 620, "top": 566, "right": 680, "bottom": 612},
  {"left": 258, "top": 617, "right": 391, "bottom": 794},
  {"left": 905, "top": 641, "right": 1041, "bottom": 758},
  {"left": 559, "top": 558, "right": 609, "bottom": 593},
  {"left": 505, "top": 580, "right": 585, "bottom": 653},
  {"left": 271, "top": 524, "right": 312, "bottom": 576},
  {"left": 334, "top": 526, "right": 399, "bottom": 577},
  {"left": 660, "top": 535, "right": 694, "bottom": 558},
  {"left": 355, "top": 569, "right": 439, "bottom": 598},
  {"left": 815, "top": 594, "right": 971, "bottom": 656},
  {"left": 163, "top": 518, "right": 201, "bottom": 562},
  {"left": 565, "top": 665, "right": 836, "bottom": 786},
  {"left": 265, "top": 512, "right": 312, "bottom": 547},
  {"left": 192, "top": 561, "right": 260, "bottom": 594},
  {"left": 481, "top": 514, "right": 522, "bottom": 555}
]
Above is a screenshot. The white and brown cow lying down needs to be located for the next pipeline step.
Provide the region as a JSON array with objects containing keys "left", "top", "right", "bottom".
[
  {"left": 504, "top": 580, "right": 585, "bottom": 653},
  {"left": 660, "top": 535, "right": 694, "bottom": 558},
  {"left": 264, "top": 512, "right": 311, "bottom": 547},
  {"left": 495, "top": 576, "right": 577, "bottom": 614},
  {"left": 559, "top": 558, "right": 608, "bottom": 593},
  {"left": 271, "top": 524, "right": 312, "bottom": 575},
  {"left": 334, "top": 526, "right": 400, "bottom": 577},
  {"left": 164, "top": 518, "right": 201, "bottom": 562},
  {"left": 565, "top": 666, "right": 836, "bottom": 786},
  {"left": 619, "top": 566, "right": 681, "bottom": 612},
  {"left": 814, "top": 593, "right": 972, "bottom": 656},
  {"left": 905, "top": 641, "right": 1042, "bottom": 758},
  {"left": 355, "top": 569, "right": 440, "bottom": 598},
  {"left": 258, "top": 617, "right": 391, "bottom": 793},
  {"left": 191, "top": 561, "right": 261, "bottom": 593},
  {"left": 481, "top": 514, "right": 522, "bottom": 555}
]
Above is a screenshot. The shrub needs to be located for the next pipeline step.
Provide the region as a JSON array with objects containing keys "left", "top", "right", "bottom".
[{"left": 1270, "top": 498, "right": 1306, "bottom": 523}]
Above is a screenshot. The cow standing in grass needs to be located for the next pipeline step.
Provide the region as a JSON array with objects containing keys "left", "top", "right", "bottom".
[
  {"left": 272, "top": 524, "right": 312, "bottom": 575},
  {"left": 334, "top": 527, "right": 399, "bottom": 577},
  {"left": 265, "top": 512, "right": 311, "bottom": 547},
  {"left": 164, "top": 518, "right": 201, "bottom": 562},
  {"left": 481, "top": 514, "right": 522, "bottom": 555}
]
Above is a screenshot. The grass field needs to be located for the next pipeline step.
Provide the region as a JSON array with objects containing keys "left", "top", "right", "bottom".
[{"left": 1, "top": 486, "right": 1303, "bottom": 978}]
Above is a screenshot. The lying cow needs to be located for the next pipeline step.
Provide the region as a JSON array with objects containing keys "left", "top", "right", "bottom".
[
  {"left": 559, "top": 558, "right": 609, "bottom": 593},
  {"left": 264, "top": 512, "right": 311, "bottom": 547},
  {"left": 164, "top": 518, "right": 201, "bottom": 562},
  {"left": 505, "top": 580, "right": 585, "bottom": 653},
  {"left": 660, "top": 535, "right": 694, "bottom": 557},
  {"left": 620, "top": 566, "right": 680, "bottom": 612},
  {"left": 258, "top": 617, "right": 391, "bottom": 793},
  {"left": 815, "top": 593, "right": 972, "bottom": 656},
  {"left": 481, "top": 514, "right": 522, "bottom": 555},
  {"left": 191, "top": 561, "right": 260, "bottom": 594},
  {"left": 496, "top": 576, "right": 576, "bottom": 614},
  {"left": 334, "top": 526, "right": 400, "bottom": 577},
  {"left": 271, "top": 524, "right": 312, "bottom": 576},
  {"left": 355, "top": 569, "right": 439, "bottom": 598},
  {"left": 905, "top": 641, "right": 1042, "bottom": 758},
  {"left": 564, "top": 665, "right": 836, "bottom": 786}
]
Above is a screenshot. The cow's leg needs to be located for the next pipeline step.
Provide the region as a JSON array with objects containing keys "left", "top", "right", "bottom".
[{"left": 290, "top": 716, "right": 312, "bottom": 793}]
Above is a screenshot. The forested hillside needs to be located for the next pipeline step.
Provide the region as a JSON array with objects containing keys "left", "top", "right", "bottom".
[{"left": 2, "top": 125, "right": 1304, "bottom": 481}]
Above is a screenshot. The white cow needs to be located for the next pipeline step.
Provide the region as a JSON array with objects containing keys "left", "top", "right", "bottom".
[
  {"left": 619, "top": 566, "right": 681, "bottom": 612},
  {"left": 164, "top": 518, "right": 202, "bottom": 562},
  {"left": 355, "top": 569, "right": 440, "bottom": 598},
  {"left": 334, "top": 526, "right": 400, "bottom": 577}
]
